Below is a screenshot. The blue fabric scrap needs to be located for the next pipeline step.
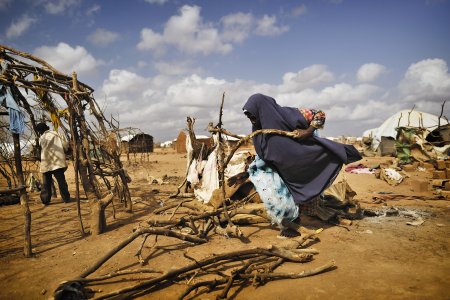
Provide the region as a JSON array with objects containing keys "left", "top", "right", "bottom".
[{"left": 0, "top": 83, "right": 25, "bottom": 134}]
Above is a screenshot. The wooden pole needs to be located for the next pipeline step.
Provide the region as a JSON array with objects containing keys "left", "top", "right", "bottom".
[
  {"left": 217, "top": 92, "right": 233, "bottom": 224},
  {"left": 69, "top": 110, "right": 86, "bottom": 236},
  {"left": 13, "top": 133, "right": 32, "bottom": 257},
  {"left": 72, "top": 72, "right": 101, "bottom": 199}
]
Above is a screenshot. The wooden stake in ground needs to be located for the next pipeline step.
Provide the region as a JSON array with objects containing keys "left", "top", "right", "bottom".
[
  {"left": 68, "top": 109, "right": 85, "bottom": 236},
  {"left": 216, "top": 92, "right": 233, "bottom": 225},
  {"left": 13, "top": 133, "right": 32, "bottom": 257}
]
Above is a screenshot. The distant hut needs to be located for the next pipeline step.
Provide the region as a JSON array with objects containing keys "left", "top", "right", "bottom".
[
  {"left": 174, "top": 131, "right": 213, "bottom": 153},
  {"left": 121, "top": 133, "right": 153, "bottom": 153},
  {"left": 175, "top": 131, "right": 187, "bottom": 153}
]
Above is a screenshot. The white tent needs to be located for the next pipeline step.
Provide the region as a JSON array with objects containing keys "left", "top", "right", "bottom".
[
  {"left": 160, "top": 140, "right": 173, "bottom": 148},
  {"left": 369, "top": 110, "right": 448, "bottom": 150},
  {"left": 362, "top": 128, "right": 377, "bottom": 139}
]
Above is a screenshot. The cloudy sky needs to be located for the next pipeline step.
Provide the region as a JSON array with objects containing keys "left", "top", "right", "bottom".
[{"left": 1, "top": 0, "right": 450, "bottom": 142}]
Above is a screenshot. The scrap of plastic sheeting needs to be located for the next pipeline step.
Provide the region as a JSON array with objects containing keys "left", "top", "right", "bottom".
[
  {"left": 194, "top": 148, "right": 219, "bottom": 203},
  {"left": 403, "top": 211, "right": 425, "bottom": 226},
  {"left": 406, "top": 217, "right": 424, "bottom": 226},
  {"left": 380, "top": 167, "right": 404, "bottom": 186}
]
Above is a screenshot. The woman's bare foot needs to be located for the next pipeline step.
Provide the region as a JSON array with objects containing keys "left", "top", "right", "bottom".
[
  {"left": 278, "top": 228, "right": 300, "bottom": 238},
  {"left": 277, "top": 219, "right": 301, "bottom": 238},
  {"left": 281, "top": 218, "right": 299, "bottom": 229}
]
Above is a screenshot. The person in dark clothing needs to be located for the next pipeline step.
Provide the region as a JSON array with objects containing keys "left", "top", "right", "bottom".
[
  {"left": 36, "top": 122, "right": 71, "bottom": 205},
  {"left": 235, "top": 93, "right": 362, "bottom": 236}
]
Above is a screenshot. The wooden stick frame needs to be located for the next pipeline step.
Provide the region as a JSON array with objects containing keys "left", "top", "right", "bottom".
[{"left": 0, "top": 45, "right": 132, "bottom": 245}]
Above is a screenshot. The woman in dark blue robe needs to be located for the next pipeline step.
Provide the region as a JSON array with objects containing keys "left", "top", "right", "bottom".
[{"left": 242, "top": 93, "right": 362, "bottom": 211}]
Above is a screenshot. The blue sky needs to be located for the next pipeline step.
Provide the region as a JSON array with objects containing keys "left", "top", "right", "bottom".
[{"left": 1, "top": 0, "right": 450, "bottom": 142}]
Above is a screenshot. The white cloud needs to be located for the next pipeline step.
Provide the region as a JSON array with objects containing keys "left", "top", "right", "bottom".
[
  {"left": 86, "top": 4, "right": 100, "bottom": 16},
  {"left": 96, "top": 67, "right": 385, "bottom": 140},
  {"left": 329, "top": 100, "right": 402, "bottom": 121},
  {"left": 154, "top": 60, "right": 202, "bottom": 76},
  {"left": 323, "top": 100, "right": 404, "bottom": 138},
  {"left": 220, "top": 12, "right": 254, "bottom": 43},
  {"left": 350, "top": 100, "right": 402, "bottom": 120},
  {"left": 96, "top": 69, "right": 261, "bottom": 140},
  {"left": 6, "top": 14, "right": 37, "bottom": 39},
  {"left": 33, "top": 42, "right": 102, "bottom": 75},
  {"left": 398, "top": 58, "right": 450, "bottom": 103},
  {"left": 102, "top": 69, "right": 150, "bottom": 96},
  {"left": 137, "top": 28, "right": 165, "bottom": 53},
  {"left": 162, "top": 5, "right": 232, "bottom": 55},
  {"left": 279, "top": 65, "right": 334, "bottom": 93},
  {"left": 254, "top": 15, "right": 289, "bottom": 36},
  {"left": 167, "top": 74, "right": 227, "bottom": 107},
  {"left": 96, "top": 59, "right": 450, "bottom": 141},
  {"left": 137, "top": 61, "right": 148, "bottom": 68},
  {"left": 144, "top": 0, "right": 168, "bottom": 4},
  {"left": 292, "top": 4, "right": 307, "bottom": 17},
  {"left": 278, "top": 82, "right": 382, "bottom": 109},
  {"left": 357, "top": 63, "right": 387, "bottom": 83},
  {"left": 42, "top": 0, "right": 81, "bottom": 15},
  {"left": 138, "top": 5, "right": 290, "bottom": 56},
  {"left": 88, "top": 28, "right": 120, "bottom": 46}
]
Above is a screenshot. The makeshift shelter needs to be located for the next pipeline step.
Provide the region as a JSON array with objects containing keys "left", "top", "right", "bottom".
[
  {"left": 0, "top": 44, "right": 132, "bottom": 257},
  {"left": 366, "top": 110, "right": 449, "bottom": 152},
  {"left": 121, "top": 133, "right": 153, "bottom": 153},
  {"left": 116, "top": 127, "right": 153, "bottom": 163},
  {"left": 395, "top": 125, "right": 450, "bottom": 163},
  {"left": 426, "top": 124, "right": 450, "bottom": 147}
]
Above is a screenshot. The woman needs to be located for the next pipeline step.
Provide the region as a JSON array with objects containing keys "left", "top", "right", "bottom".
[{"left": 241, "top": 93, "right": 362, "bottom": 235}]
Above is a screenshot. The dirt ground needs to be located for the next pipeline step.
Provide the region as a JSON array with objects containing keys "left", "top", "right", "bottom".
[{"left": 1, "top": 148, "right": 449, "bottom": 300}]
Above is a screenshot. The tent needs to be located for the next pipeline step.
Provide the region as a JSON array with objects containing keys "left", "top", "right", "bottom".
[{"left": 368, "top": 110, "right": 448, "bottom": 151}]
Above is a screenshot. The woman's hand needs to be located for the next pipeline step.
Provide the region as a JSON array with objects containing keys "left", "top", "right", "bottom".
[{"left": 293, "top": 126, "right": 315, "bottom": 140}]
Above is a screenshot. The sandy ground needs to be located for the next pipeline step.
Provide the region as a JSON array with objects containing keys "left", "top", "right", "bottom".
[{"left": 0, "top": 148, "right": 449, "bottom": 299}]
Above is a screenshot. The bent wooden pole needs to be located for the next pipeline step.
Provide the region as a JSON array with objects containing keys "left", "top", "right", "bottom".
[{"left": 78, "top": 227, "right": 206, "bottom": 278}]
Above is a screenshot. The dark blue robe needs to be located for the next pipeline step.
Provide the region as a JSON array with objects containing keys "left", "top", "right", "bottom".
[{"left": 243, "top": 93, "right": 362, "bottom": 204}]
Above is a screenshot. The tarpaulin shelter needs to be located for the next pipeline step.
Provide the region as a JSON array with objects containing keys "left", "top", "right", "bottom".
[{"left": 364, "top": 110, "right": 449, "bottom": 152}]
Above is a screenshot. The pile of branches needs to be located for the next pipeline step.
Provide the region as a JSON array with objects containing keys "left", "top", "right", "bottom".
[
  {"left": 0, "top": 45, "right": 131, "bottom": 235},
  {"left": 54, "top": 195, "right": 334, "bottom": 299}
]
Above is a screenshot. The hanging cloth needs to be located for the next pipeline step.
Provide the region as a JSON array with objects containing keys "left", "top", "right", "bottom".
[{"left": 0, "top": 83, "right": 25, "bottom": 135}]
